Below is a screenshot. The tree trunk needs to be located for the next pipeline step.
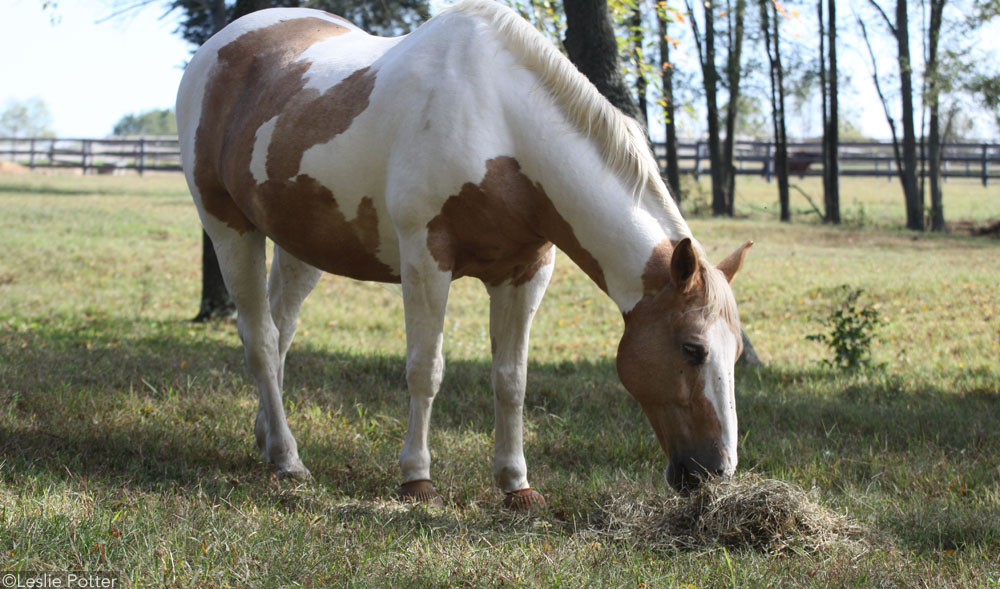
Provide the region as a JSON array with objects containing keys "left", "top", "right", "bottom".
[
  {"left": 193, "top": 229, "right": 236, "bottom": 322},
  {"left": 564, "top": 0, "right": 643, "bottom": 121},
  {"left": 659, "top": 9, "right": 682, "bottom": 205},
  {"left": 927, "top": 0, "right": 947, "bottom": 232},
  {"left": 630, "top": 6, "right": 648, "bottom": 128},
  {"left": 819, "top": 0, "right": 828, "bottom": 216},
  {"left": 761, "top": 0, "right": 789, "bottom": 221},
  {"left": 721, "top": 0, "right": 746, "bottom": 217},
  {"left": 896, "top": 0, "right": 923, "bottom": 230},
  {"left": 825, "top": 0, "right": 841, "bottom": 224},
  {"left": 687, "top": 1, "right": 726, "bottom": 216}
]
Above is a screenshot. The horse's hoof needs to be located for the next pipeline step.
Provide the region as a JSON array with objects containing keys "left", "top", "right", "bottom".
[
  {"left": 502, "top": 488, "right": 546, "bottom": 510},
  {"left": 275, "top": 458, "right": 312, "bottom": 480},
  {"left": 399, "top": 479, "right": 444, "bottom": 506}
]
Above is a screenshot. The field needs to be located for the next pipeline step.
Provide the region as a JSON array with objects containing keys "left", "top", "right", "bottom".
[{"left": 1, "top": 171, "right": 998, "bottom": 586}]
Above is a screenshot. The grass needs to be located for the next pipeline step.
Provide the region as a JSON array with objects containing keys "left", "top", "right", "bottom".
[{"left": 0, "top": 171, "right": 998, "bottom": 586}]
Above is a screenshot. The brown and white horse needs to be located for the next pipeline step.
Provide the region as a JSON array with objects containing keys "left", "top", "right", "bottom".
[{"left": 177, "top": 0, "right": 751, "bottom": 505}]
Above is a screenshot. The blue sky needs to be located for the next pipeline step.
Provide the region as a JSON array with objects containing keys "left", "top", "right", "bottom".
[
  {"left": 2, "top": 0, "right": 192, "bottom": 137},
  {"left": 2, "top": 0, "right": 996, "bottom": 139}
]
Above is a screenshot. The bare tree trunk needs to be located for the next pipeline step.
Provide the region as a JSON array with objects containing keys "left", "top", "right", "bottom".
[
  {"left": 825, "top": 0, "right": 840, "bottom": 224},
  {"left": 659, "top": 11, "right": 682, "bottom": 206},
  {"left": 684, "top": 0, "right": 726, "bottom": 216},
  {"left": 722, "top": 0, "right": 746, "bottom": 217},
  {"left": 927, "top": 0, "right": 947, "bottom": 232},
  {"left": 895, "top": 0, "right": 924, "bottom": 230},
  {"left": 630, "top": 6, "right": 648, "bottom": 128},
  {"left": 761, "top": 0, "right": 789, "bottom": 221}
]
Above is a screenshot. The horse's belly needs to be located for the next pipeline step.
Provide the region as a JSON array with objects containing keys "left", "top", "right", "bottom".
[{"left": 246, "top": 174, "right": 401, "bottom": 283}]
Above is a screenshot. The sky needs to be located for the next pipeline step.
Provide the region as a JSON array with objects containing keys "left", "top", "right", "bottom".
[
  {"left": 2, "top": 0, "right": 191, "bottom": 138},
  {"left": 1, "top": 0, "right": 997, "bottom": 140}
]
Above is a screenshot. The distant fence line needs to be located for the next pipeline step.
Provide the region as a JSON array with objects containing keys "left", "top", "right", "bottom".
[{"left": 2, "top": 136, "right": 999, "bottom": 185}]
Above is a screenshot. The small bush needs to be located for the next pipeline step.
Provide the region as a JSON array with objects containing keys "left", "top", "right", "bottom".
[{"left": 806, "top": 285, "right": 884, "bottom": 370}]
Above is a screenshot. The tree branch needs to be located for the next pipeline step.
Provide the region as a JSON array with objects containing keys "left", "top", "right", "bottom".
[{"left": 865, "top": 0, "right": 898, "bottom": 36}]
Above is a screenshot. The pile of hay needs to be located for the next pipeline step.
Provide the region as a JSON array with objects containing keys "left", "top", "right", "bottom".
[{"left": 589, "top": 473, "right": 866, "bottom": 553}]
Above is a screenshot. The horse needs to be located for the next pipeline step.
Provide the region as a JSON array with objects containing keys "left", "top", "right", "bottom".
[{"left": 176, "top": 0, "right": 752, "bottom": 507}]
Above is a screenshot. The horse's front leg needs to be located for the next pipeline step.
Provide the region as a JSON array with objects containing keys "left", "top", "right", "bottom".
[
  {"left": 486, "top": 251, "right": 554, "bottom": 509},
  {"left": 397, "top": 246, "right": 452, "bottom": 504}
]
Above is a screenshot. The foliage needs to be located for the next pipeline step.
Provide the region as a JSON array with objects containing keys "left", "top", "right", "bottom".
[
  {"left": 806, "top": 285, "right": 884, "bottom": 370},
  {"left": 0, "top": 98, "right": 54, "bottom": 138},
  {"left": 112, "top": 108, "right": 177, "bottom": 137}
]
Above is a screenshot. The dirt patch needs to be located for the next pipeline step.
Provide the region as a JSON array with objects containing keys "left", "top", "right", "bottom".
[
  {"left": 951, "top": 218, "right": 1000, "bottom": 238},
  {"left": 0, "top": 160, "right": 28, "bottom": 175},
  {"left": 588, "top": 473, "right": 868, "bottom": 553}
]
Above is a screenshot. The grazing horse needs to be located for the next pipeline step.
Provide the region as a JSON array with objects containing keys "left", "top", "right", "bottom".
[{"left": 176, "top": 0, "right": 751, "bottom": 506}]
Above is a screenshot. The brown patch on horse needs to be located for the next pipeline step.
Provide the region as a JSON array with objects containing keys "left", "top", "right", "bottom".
[
  {"left": 426, "top": 157, "right": 605, "bottom": 290},
  {"left": 193, "top": 17, "right": 352, "bottom": 234},
  {"left": 251, "top": 175, "right": 397, "bottom": 281}
]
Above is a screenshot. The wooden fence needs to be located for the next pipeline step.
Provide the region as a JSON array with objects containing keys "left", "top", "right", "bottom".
[
  {"left": 0, "top": 136, "right": 181, "bottom": 175},
  {"left": 2, "top": 136, "right": 999, "bottom": 184}
]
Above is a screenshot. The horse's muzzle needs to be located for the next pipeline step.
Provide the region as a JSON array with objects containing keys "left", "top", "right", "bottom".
[{"left": 666, "top": 451, "right": 728, "bottom": 496}]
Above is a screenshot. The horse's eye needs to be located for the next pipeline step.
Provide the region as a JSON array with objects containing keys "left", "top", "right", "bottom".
[{"left": 681, "top": 342, "right": 708, "bottom": 365}]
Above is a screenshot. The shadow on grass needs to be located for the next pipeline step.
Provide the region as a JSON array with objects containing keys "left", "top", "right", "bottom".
[{"left": 1, "top": 315, "right": 998, "bottom": 550}]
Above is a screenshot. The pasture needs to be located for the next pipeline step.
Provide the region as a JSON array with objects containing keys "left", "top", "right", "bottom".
[{"left": 1, "top": 171, "right": 998, "bottom": 586}]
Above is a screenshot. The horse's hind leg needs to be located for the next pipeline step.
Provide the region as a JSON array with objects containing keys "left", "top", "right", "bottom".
[
  {"left": 255, "top": 246, "right": 322, "bottom": 451},
  {"left": 202, "top": 218, "right": 309, "bottom": 478},
  {"left": 486, "top": 253, "right": 554, "bottom": 509}
]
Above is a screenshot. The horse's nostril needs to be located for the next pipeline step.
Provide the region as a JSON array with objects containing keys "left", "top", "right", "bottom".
[{"left": 666, "top": 454, "right": 725, "bottom": 495}]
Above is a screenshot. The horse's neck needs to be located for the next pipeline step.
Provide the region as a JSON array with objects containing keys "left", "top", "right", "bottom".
[{"left": 514, "top": 122, "right": 690, "bottom": 313}]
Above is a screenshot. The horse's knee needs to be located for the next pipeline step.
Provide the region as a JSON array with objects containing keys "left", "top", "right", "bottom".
[
  {"left": 239, "top": 319, "right": 280, "bottom": 377},
  {"left": 406, "top": 352, "right": 445, "bottom": 398},
  {"left": 492, "top": 364, "right": 526, "bottom": 406}
]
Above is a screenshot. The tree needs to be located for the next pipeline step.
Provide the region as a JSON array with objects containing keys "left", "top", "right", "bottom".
[
  {"left": 926, "top": 0, "right": 947, "bottom": 232},
  {"left": 0, "top": 98, "right": 53, "bottom": 138},
  {"left": 822, "top": 0, "right": 840, "bottom": 224},
  {"left": 657, "top": 2, "right": 682, "bottom": 204},
  {"left": 759, "top": 0, "right": 789, "bottom": 222},
  {"left": 720, "top": 0, "right": 747, "bottom": 217},
  {"left": 683, "top": 0, "right": 726, "bottom": 216},
  {"left": 862, "top": 0, "right": 923, "bottom": 231},
  {"left": 112, "top": 108, "right": 177, "bottom": 136}
]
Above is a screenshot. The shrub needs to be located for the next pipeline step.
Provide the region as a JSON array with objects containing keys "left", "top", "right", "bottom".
[{"left": 806, "top": 285, "right": 883, "bottom": 370}]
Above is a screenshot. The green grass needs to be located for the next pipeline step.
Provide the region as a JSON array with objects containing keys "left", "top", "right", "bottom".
[{"left": 1, "top": 171, "right": 999, "bottom": 586}]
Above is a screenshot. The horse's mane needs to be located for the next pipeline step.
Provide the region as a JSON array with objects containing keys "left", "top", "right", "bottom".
[{"left": 449, "top": 0, "right": 686, "bottom": 235}]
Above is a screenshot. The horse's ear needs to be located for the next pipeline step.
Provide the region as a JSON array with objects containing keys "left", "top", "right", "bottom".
[
  {"left": 670, "top": 237, "right": 701, "bottom": 293},
  {"left": 717, "top": 240, "right": 753, "bottom": 284}
]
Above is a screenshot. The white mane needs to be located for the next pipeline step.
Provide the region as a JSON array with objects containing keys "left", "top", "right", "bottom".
[{"left": 448, "top": 0, "right": 686, "bottom": 233}]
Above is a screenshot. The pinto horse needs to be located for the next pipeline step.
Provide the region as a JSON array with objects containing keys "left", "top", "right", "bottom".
[{"left": 177, "top": 0, "right": 751, "bottom": 505}]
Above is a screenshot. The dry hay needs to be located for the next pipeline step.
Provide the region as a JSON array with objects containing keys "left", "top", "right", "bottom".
[
  {"left": 0, "top": 160, "right": 28, "bottom": 174},
  {"left": 589, "top": 473, "right": 867, "bottom": 553}
]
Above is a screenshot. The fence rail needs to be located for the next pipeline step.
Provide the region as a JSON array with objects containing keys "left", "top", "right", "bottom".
[
  {"left": 2, "top": 136, "right": 999, "bottom": 184},
  {"left": 0, "top": 136, "right": 181, "bottom": 175}
]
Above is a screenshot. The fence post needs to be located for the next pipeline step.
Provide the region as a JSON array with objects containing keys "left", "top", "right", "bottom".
[
  {"left": 982, "top": 144, "right": 989, "bottom": 187},
  {"left": 764, "top": 141, "right": 773, "bottom": 183},
  {"left": 82, "top": 140, "right": 90, "bottom": 175},
  {"left": 138, "top": 137, "right": 146, "bottom": 176},
  {"left": 694, "top": 141, "right": 702, "bottom": 181},
  {"left": 29, "top": 138, "right": 36, "bottom": 169}
]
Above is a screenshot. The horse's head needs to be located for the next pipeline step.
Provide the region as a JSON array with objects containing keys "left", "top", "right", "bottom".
[{"left": 616, "top": 238, "right": 751, "bottom": 495}]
